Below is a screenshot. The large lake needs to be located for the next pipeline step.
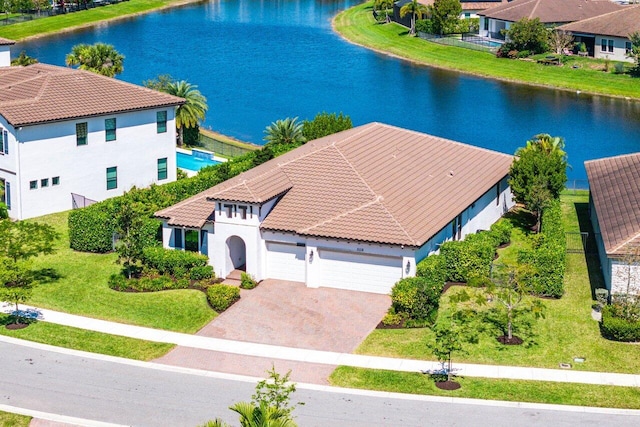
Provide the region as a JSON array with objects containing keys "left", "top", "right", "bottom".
[{"left": 16, "top": 0, "right": 640, "bottom": 181}]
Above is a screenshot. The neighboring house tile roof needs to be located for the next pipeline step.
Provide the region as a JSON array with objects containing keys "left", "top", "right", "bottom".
[
  {"left": 585, "top": 153, "right": 640, "bottom": 257},
  {"left": 0, "top": 63, "right": 184, "bottom": 127},
  {"left": 157, "top": 123, "right": 514, "bottom": 247},
  {"left": 396, "top": 0, "right": 507, "bottom": 11},
  {"left": 0, "top": 37, "right": 15, "bottom": 45},
  {"left": 558, "top": 4, "right": 640, "bottom": 39},
  {"left": 479, "top": 0, "right": 622, "bottom": 23}
]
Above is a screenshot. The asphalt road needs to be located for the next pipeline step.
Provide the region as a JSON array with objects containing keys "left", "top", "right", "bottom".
[{"left": 1, "top": 340, "right": 639, "bottom": 427}]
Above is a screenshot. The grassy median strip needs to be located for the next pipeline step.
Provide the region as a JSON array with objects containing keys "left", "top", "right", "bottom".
[
  {"left": 26, "top": 211, "right": 215, "bottom": 333},
  {"left": 0, "top": 410, "right": 31, "bottom": 427},
  {"left": 333, "top": 3, "right": 640, "bottom": 99},
  {"left": 330, "top": 367, "right": 640, "bottom": 409},
  {"left": 0, "top": 314, "right": 174, "bottom": 360},
  {"left": 0, "top": 0, "right": 198, "bottom": 41}
]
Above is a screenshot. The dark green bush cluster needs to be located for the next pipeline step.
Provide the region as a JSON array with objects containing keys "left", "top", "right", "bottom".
[
  {"left": 141, "top": 247, "right": 209, "bottom": 276},
  {"left": 490, "top": 220, "right": 513, "bottom": 246},
  {"left": 68, "top": 206, "right": 117, "bottom": 252},
  {"left": 207, "top": 285, "right": 241, "bottom": 312},
  {"left": 517, "top": 200, "right": 566, "bottom": 298},
  {"left": 390, "top": 276, "right": 445, "bottom": 325},
  {"left": 601, "top": 305, "right": 640, "bottom": 342},
  {"left": 440, "top": 232, "right": 496, "bottom": 283}
]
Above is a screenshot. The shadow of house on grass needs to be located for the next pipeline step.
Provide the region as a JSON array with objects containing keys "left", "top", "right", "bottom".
[{"left": 574, "top": 202, "right": 606, "bottom": 300}]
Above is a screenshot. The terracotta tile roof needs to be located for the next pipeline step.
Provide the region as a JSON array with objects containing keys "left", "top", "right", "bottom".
[
  {"left": 463, "top": 0, "right": 509, "bottom": 11},
  {"left": 585, "top": 153, "right": 640, "bottom": 257},
  {"left": 479, "top": 0, "right": 622, "bottom": 23},
  {"left": 0, "top": 37, "right": 15, "bottom": 45},
  {"left": 0, "top": 63, "right": 184, "bottom": 127},
  {"left": 155, "top": 193, "right": 216, "bottom": 228},
  {"left": 558, "top": 4, "right": 640, "bottom": 38},
  {"left": 157, "top": 123, "right": 514, "bottom": 247}
]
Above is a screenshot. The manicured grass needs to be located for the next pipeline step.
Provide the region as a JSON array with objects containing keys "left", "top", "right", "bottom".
[
  {"left": 0, "top": 411, "right": 31, "bottom": 427},
  {"left": 333, "top": 3, "right": 640, "bottom": 99},
  {"left": 0, "top": 0, "right": 196, "bottom": 41},
  {"left": 0, "top": 314, "right": 173, "bottom": 360},
  {"left": 200, "top": 129, "right": 260, "bottom": 151},
  {"left": 356, "top": 192, "right": 640, "bottom": 374},
  {"left": 330, "top": 367, "right": 640, "bottom": 409},
  {"left": 25, "top": 211, "right": 216, "bottom": 333}
]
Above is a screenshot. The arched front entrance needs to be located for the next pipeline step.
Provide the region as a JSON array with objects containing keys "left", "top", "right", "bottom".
[{"left": 225, "top": 235, "right": 246, "bottom": 276}]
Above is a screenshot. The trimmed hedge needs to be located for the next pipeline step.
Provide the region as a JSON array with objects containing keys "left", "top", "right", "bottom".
[
  {"left": 207, "top": 285, "right": 240, "bottom": 312},
  {"left": 141, "top": 246, "right": 208, "bottom": 276},
  {"left": 440, "top": 236, "right": 495, "bottom": 283},
  {"left": 390, "top": 276, "right": 445, "bottom": 324},
  {"left": 490, "top": 220, "right": 513, "bottom": 246},
  {"left": 69, "top": 203, "right": 117, "bottom": 252},
  {"left": 601, "top": 305, "right": 640, "bottom": 342}
]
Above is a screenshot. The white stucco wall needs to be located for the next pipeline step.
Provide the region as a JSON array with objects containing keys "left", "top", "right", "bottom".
[
  {"left": 479, "top": 17, "right": 510, "bottom": 38},
  {"left": 0, "top": 45, "right": 10, "bottom": 67},
  {"left": 594, "top": 35, "right": 634, "bottom": 63},
  {"left": 611, "top": 259, "right": 640, "bottom": 295},
  {"left": 6, "top": 108, "right": 177, "bottom": 219}
]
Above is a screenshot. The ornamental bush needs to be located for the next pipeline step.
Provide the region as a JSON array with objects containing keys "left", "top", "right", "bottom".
[
  {"left": 240, "top": 272, "right": 258, "bottom": 289},
  {"left": 440, "top": 237, "right": 495, "bottom": 283},
  {"left": 141, "top": 246, "right": 208, "bottom": 276},
  {"left": 68, "top": 202, "right": 118, "bottom": 252},
  {"left": 390, "top": 276, "right": 444, "bottom": 324},
  {"left": 601, "top": 305, "right": 640, "bottom": 342},
  {"left": 207, "top": 285, "right": 240, "bottom": 312},
  {"left": 490, "top": 220, "right": 513, "bottom": 246},
  {"left": 416, "top": 254, "right": 446, "bottom": 283},
  {"left": 189, "top": 265, "right": 214, "bottom": 281}
]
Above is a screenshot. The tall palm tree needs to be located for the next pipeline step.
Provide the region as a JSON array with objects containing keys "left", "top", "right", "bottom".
[
  {"left": 65, "top": 43, "right": 124, "bottom": 78},
  {"left": 263, "top": 117, "right": 305, "bottom": 147},
  {"left": 164, "top": 80, "right": 208, "bottom": 147},
  {"left": 374, "top": 0, "right": 393, "bottom": 23},
  {"left": 400, "top": 0, "right": 428, "bottom": 36},
  {"left": 229, "top": 402, "right": 297, "bottom": 427}
]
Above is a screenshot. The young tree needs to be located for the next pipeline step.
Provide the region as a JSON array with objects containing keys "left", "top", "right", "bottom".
[
  {"left": 400, "top": 0, "right": 428, "bottom": 36},
  {"left": 65, "top": 43, "right": 125, "bottom": 78},
  {"left": 0, "top": 258, "right": 34, "bottom": 324},
  {"left": 628, "top": 31, "right": 640, "bottom": 77},
  {"left": 549, "top": 29, "right": 575, "bottom": 55},
  {"left": 301, "top": 112, "right": 352, "bottom": 142},
  {"left": 503, "top": 18, "right": 549, "bottom": 54},
  {"left": 431, "top": 318, "right": 464, "bottom": 383},
  {"left": 229, "top": 401, "right": 297, "bottom": 427},
  {"left": 251, "top": 366, "right": 302, "bottom": 418},
  {"left": 374, "top": 0, "right": 393, "bottom": 23},
  {"left": 115, "top": 199, "right": 148, "bottom": 279},
  {"left": 430, "top": 0, "right": 462, "bottom": 35},
  {"left": 0, "top": 220, "right": 58, "bottom": 262}
]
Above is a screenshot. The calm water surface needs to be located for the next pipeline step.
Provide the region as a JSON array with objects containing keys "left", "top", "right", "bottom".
[{"left": 17, "top": 0, "right": 640, "bottom": 180}]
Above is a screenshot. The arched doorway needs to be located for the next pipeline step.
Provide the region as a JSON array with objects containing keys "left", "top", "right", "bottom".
[{"left": 226, "top": 235, "right": 246, "bottom": 275}]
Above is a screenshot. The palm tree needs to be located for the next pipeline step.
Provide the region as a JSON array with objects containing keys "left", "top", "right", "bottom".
[
  {"left": 374, "top": 0, "right": 393, "bottom": 23},
  {"left": 263, "top": 117, "right": 305, "bottom": 147},
  {"left": 11, "top": 51, "right": 38, "bottom": 66},
  {"left": 164, "top": 80, "right": 208, "bottom": 147},
  {"left": 229, "top": 401, "right": 297, "bottom": 427},
  {"left": 65, "top": 43, "right": 124, "bottom": 78},
  {"left": 400, "top": 0, "right": 428, "bottom": 36}
]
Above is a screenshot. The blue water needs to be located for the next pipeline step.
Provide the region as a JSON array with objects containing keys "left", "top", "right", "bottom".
[
  {"left": 177, "top": 151, "right": 220, "bottom": 171},
  {"left": 15, "top": 0, "right": 640, "bottom": 180}
]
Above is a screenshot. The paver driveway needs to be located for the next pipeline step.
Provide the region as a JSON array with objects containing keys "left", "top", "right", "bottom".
[{"left": 156, "top": 279, "right": 391, "bottom": 383}]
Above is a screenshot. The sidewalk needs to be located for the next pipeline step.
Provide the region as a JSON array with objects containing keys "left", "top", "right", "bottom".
[{"left": 3, "top": 304, "right": 640, "bottom": 388}]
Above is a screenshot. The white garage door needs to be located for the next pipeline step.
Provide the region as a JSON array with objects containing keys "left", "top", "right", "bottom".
[
  {"left": 266, "top": 242, "right": 306, "bottom": 282},
  {"left": 318, "top": 249, "right": 402, "bottom": 294}
]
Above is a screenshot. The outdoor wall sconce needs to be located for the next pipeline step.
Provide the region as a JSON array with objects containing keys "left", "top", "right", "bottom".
[
  {"left": 309, "top": 250, "right": 314, "bottom": 263},
  {"left": 405, "top": 260, "right": 411, "bottom": 274}
]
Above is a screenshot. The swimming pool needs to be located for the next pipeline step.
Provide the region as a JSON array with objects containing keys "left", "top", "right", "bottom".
[{"left": 177, "top": 151, "right": 220, "bottom": 172}]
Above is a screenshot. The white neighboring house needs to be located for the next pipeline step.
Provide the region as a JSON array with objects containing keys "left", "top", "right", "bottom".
[
  {"left": 0, "top": 52, "right": 184, "bottom": 220},
  {"left": 0, "top": 37, "right": 13, "bottom": 67},
  {"left": 585, "top": 153, "right": 640, "bottom": 296},
  {"left": 478, "top": 0, "right": 622, "bottom": 41},
  {"left": 156, "top": 123, "right": 515, "bottom": 295},
  {"left": 558, "top": 5, "right": 640, "bottom": 63}
]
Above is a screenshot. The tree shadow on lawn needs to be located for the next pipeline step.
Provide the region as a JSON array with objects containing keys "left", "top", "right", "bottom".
[
  {"left": 503, "top": 207, "right": 536, "bottom": 234},
  {"left": 30, "top": 267, "right": 63, "bottom": 284},
  {"left": 574, "top": 202, "right": 605, "bottom": 300}
]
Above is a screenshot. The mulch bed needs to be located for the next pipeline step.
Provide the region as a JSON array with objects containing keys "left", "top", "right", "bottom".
[
  {"left": 376, "top": 320, "right": 406, "bottom": 329},
  {"left": 496, "top": 335, "right": 523, "bottom": 345},
  {"left": 441, "top": 282, "right": 466, "bottom": 294},
  {"left": 435, "top": 380, "right": 461, "bottom": 390},
  {"left": 5, "top": 323, "right": 29, "bottom": 330}
]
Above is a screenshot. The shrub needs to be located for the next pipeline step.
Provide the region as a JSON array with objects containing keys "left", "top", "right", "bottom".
[
  {"left": 190, "top": 265, "right": 214, "bottom": 281},
  {"left": 390, "top": 276, "right": 444, "bottom": 324},
  {"left": 382, "top": 311, "right": 405, "bottom": 326},
  {"left": 467, "top": 275, "right": 492, "bottom": 288},
  {"left": 68, "top": 203, "right": 117, "bottom": 252},
  {"left": 207, "top": 285, "right": 241, "bottom": 312},
  {"left": 601, "top": 305, "right": 640, "bottom": 342},
  {"left": 440, "top": 238, "right": 494, "bottom": 283},
  {"left": 142, "top": 246, "right": 208, "bottom": 276},
  {"left": 490, "top": 220, "right": 513, "bottom": 246},
  {"left": 516, "top": 50, "right": 530, "bottom": 58},
  {"left": 415, "top": 19, "right": 434, "bottom": 35},
  {"left": 108, "top": 273, "right": 128, "bottom": 291},
  {"left": 240, "top": 272, "right": 257, "bottom": 289},
  {"left": 175, "top": 278, "right": 190, "bottom": 289},
  {"left": 416, "top": 254, "right": 446, "bottom": 283}
]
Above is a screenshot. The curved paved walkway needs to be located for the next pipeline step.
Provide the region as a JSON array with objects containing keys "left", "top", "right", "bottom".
[{"left": 3, "top": 304, "right": 640, "bottom": 388}]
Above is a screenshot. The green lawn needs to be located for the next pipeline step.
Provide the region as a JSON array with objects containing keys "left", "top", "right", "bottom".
[
  {"left": 333, "top": 3, "right": 640, "bottom": 99},
  {"left": 330, "top": 367, "right": 640, "bottom": 409},
  {"left": 356, "top": 192, "right": 640, "bottom": 374},
  {"left": 0, "top": 0, "right": 195, "bottom": 41},
  {"left": 25, "top": 211, "right": 216, "bottom": 333},
  {"left": 0, "top": 411, "right": 30, "bottom": 427},
  {"left": 0, "top": 314, "right": 173, "bottom": 360}
]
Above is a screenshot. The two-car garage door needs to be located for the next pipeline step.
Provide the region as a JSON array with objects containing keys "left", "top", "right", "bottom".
[
  {"left": 265, "top": 242, "right": 306, "bottom": 282},
  {"left": 317, "top": 249, "right": 402, "bottom": 294}
]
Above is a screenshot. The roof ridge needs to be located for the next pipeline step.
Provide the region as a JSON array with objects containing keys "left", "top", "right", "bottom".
[
  {"left": 528, "top": 0, "right": 542, "bottom": 19},
  {"left": 299, "top": 196, "right": 381, "bottom": 233}
]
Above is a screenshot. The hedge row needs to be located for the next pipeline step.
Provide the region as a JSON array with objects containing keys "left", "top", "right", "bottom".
[
  {"left": 141, "top": 246, "right": 210, "bottom": 276},
  {"left": 517, "top": 200, "right": 566, "bottom": 298},
  {"left": 601, "top": 305, "right": 640, "bottom": 342}
]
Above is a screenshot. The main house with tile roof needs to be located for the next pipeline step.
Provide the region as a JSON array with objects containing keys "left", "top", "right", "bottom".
[
  {"left": 0, "top": 45, "right": 184, "bottom": 220},
  {"left": 558, "top": 5, "right": 640, "bottom": 63},
  {"left": 156, "top": 123, "right": 515, "bottom": 294},
  {"left": 585, "top": 153, "right": 640, "bottom": 295},
  {"left": 478, "top": 0, "right": 622, "bottom": 41}
]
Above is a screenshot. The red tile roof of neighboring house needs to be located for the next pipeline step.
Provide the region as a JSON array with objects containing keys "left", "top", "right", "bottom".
[
  {"left": 585, "top": 153, "right": 640, "bottom": 256},
  {"left": 0, "top": 37, "right": 15, "bottom": 45},
  {"left": 479, "top": 0, "right": 622, "bottom": 24},
  {"left": 157, "top": 123, "right": 514, "bottom": 247},
  {"left": 0, "top": 63, "right": 184, "bottom": 127},
  {"left": 558, "top": 4, "right": 640, "bottom": 39}
]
